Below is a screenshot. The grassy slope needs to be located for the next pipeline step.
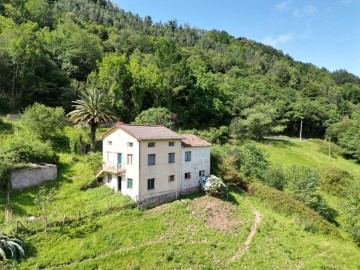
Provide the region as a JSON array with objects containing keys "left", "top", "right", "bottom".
[{"left": 1, "top": 121, "right": 359, "bottom": 269}]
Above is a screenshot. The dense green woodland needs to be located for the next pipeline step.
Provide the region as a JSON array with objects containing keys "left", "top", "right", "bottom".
[{"left": 1, "top": 0, "right": 360, "bottom": 138}]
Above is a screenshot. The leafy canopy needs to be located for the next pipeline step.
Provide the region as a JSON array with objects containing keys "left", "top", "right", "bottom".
[{"left": 22, "top": 103, "right": 67, "bottom": 141}]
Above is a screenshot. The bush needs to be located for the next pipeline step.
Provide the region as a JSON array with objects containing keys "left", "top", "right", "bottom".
[
  {"left": 0, "top": 162, "right": 13, "bottom": 191},
  {"left": 22, "top": 103, "right": 67, "bottom": 141},
  {"left": 320, "top": 167, "right": 352, "bottom": 196},
  {"left": 239, "top": 141, "right": 269, "bottom": 180},
  {"left": 200, "top": 175, "right": 228, "bottom": 199},
  {"left": 263, "top": 165, "right": 286, "bottom": 190},
  {"left": 287, "top": 165, "right": 338, "bottom": 223},
  {"left": 0, "top": 138, "right": 59, "bottom": 164},
  {"left": 0, "top": 234, "right": 25, "bottom": 260}
]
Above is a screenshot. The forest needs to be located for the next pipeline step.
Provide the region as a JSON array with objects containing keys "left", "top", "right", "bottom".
[{"left": 0, "top": 0, "right": 360, "bottom": 145}]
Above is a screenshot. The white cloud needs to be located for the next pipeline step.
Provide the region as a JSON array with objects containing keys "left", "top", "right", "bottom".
[
  {"left": 293, "top": 5, "right": 317, "bottom": 17},
  {"left": 274, "top": 0, "right": 292, "bottom": 11},
  {"left": 262, "top": 33, "right": 294, "bottom": 47},
  {"left": 304, "top": 5, "right": 316, "bottom": 14}
]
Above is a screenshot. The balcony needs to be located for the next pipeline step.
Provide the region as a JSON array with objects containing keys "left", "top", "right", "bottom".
[{"left": 102, "top": 162, "right": 126, "bottom": 175}]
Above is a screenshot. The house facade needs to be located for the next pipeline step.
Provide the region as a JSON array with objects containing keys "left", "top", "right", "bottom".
[{"left": 96, "top": 123, "right": 211, "bottom": 206}]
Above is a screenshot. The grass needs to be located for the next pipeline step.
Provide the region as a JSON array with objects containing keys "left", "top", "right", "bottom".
[{"left": 1, "top": 123, "right": 360, "bottom": 269}]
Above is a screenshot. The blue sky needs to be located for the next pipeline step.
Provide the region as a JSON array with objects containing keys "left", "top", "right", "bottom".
[{"left": 114, "top": 0, "right": 360, "bottom": 76}]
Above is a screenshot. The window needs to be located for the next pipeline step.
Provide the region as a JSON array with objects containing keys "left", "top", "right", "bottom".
[
  {"left": 199, "top": 170, "right": 205, "bottom": 177},
  {"left": 185, "top": 172, "right": 191, "bottom": 180},
  {"left": 148, "top": 142, "right": 155, "bottom": 147},
  {"left": 168, "top": 153, "right": 175, "bottom": 163},
  {"left": 169, "top": 142, "right": 175, "bottom": 146},
  {"left": 147, "top": 178, "right": 155, "bottom": 190},
  {"left": 169, "top": 175, "right": 175, "bottom": 182},
  {"left": 148, "top": 154, "right": 156, "bottom": 165},
  {"left": 107, "top": 141, "right": 112, "bottom": 146},
  {"left": 127, "top": 178, "right": 133, "bottom": 189},
  {"left": 127, "top": 142, "right": 133, "bottom": 147},
  {"left": 108, "top": 174, "right": 112, "bottom": 183},
  {"left": 185, "top": 151, "right": 191, "bottom": 162},
  {"left": 127, "top": 154, "right": 133, "bottom": 165}
]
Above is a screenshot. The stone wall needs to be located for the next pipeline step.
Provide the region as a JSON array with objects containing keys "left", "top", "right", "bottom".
[
  {"left": 137, "top": 186, "right": 201, "bottom": 209},
  {"left": 10, "top": 164, "right": 57, "bottom": 190}
]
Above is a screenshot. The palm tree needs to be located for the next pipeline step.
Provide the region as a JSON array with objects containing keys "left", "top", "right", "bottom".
[{"left": 68, "top": 88, "right": 116, "bottom": 151}]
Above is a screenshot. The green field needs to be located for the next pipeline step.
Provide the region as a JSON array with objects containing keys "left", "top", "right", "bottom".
[{"left": 1, "top": 123, "right": 360, "bottom": 269}]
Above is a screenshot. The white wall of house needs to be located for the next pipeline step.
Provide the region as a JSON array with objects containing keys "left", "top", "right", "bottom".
[
  {"left": 139, "top": 139, "right": 182, "bottom": 200},
  {"left": 102, "top": 129, "right": 140, "bottom": 200},
  {"left": 181, "top": 146, "right": 211, "bottom": 190}
]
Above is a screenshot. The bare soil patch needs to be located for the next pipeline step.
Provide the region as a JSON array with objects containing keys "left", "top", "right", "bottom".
[{"left": 191, "top": 196, "right": 240, "bottom": 233}]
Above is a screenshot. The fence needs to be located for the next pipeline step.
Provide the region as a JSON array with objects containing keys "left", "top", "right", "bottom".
[{"left": 3, "top": 199, "right": 136, "bottom": 236}]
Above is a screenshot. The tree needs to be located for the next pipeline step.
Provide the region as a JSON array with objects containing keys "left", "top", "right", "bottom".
[
  {"left": 67, "top": 88, "right": 116, "bottom": 151},
  {"left": 230, "top": 103, "right": 285, "bottom": 140},
  {"left": 133, "top": 107, "right": 173, "bottom": 128},
  {"left": 22, "top": 103, "right": 67, "bottom": 141}
]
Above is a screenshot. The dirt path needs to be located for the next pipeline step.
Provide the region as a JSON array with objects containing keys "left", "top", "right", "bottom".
[{"left": 230, "top": 207, "right": 263, "bottom": 262}]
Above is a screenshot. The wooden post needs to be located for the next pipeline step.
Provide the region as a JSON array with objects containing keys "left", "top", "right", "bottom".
[
  {"left": 16, "top": 220, "right": 19, "bottom": 235},
  {"left": 328, "top": 137, "right": 331, "bottom": 160},
  {"left": 63, "top": 214, "right": 66, "bottom": 225},
  {"left": 78, "top": 209, "right": 81, "bottom": 220},
  {"left": 299, "top": 120, "right": 303, "bottom": 141}
]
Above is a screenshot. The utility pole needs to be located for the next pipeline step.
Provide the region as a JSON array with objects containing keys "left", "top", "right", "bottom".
[
  {"left": 328, "top": 137, "right": 331, "bottom": 160},
  {"left": 299, "top": 120, "right": 303, "bottom": 141}
]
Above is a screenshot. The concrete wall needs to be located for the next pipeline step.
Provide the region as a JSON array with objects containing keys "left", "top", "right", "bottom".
[
  {"left": 138, "top": 186, "right": 201, "bottom": 208},
  {"left": 139, "top": 139, "right": 182, "bottom": 200},
  {"left": 10, "top": 164, "right": 57, "bottom": 190},
  {"left": 181, "top": 146, "right": 210, "bottom": 190}
]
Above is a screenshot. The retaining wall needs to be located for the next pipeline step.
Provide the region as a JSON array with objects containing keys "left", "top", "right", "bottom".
[
  {"left": 11, "top": 164, "right": 57, "bottom": 190},
  {"left": 137, "top": 186, "right": 201, "bottom": 208}
]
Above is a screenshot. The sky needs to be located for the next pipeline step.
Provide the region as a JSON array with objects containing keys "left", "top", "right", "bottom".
[{"left": 114, "top": 0, "right": 360, "bottom": 77}]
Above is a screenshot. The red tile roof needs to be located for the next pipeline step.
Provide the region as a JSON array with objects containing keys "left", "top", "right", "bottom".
[{"left": 181, "top": 134, "right": 211, "bottom": 147}]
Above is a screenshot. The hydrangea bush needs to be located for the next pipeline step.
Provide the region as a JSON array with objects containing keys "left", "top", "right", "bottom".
[{"left": 199, "top": 175, "right": 228, "bottom": 198}]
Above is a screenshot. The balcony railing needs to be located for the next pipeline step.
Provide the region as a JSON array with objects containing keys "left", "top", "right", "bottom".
[{"left": 102, "top": 162, "right": 126, "bottom": 174}]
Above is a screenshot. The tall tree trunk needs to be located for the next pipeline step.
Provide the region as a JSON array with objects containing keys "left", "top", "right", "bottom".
[{"left": 90, "top": 125, "right": 97, "bottom": 152}]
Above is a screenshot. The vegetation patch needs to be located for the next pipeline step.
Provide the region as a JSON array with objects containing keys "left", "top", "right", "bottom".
[{"left": 249, "top": 181, "right": 339, "bottom": 236}]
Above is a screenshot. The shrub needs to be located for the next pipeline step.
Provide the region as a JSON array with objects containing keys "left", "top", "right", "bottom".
[
  {"left": 200, "top": 175, "right": 228, "bottom": 199},
  {"left": 0, "top": 163, "right": 13, "bottom": 191},
  {"left": 0, "top": 138, "right": 59, "bottom": 164},
  {"left": 22, "top": 103, "right": 67, "bottom": 141},
  {"left": 320, "top": 167, "right": 352, "bottom": 196},
  {"left": 287, "top": 165, "right": 338, "bottom": 223},
  {"left": 239, "top": 142, "right": 269, "bottom": 180},
  {"left": 0, "top": 234, "right": 25, "bottom": 260},
  {"left": 263, "top": 165, "right": 286, "bottom": 190}
]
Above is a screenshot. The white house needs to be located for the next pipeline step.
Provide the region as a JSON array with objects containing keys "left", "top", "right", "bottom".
[{"left": 96, "top": 123, "right": 211, "bottom": 206}]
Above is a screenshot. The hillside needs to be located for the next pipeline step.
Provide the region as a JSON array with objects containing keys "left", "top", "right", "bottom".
[
  {"left": 1, "top": 0, "right": 360, "bottom": 268},
  {"left": 1, "top": 0, "right": 360, "bottom": 138},
  {"left": 0, "top": 120, "right": 359, "bottom": 269}
]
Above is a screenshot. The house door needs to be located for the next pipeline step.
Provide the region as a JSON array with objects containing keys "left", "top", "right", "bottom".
[
  {"left": 118, "top": 176, "right": 122, "bottom": 191},
  {"left": 118, "top": 153, "right": 122, "bottom": 169}
]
